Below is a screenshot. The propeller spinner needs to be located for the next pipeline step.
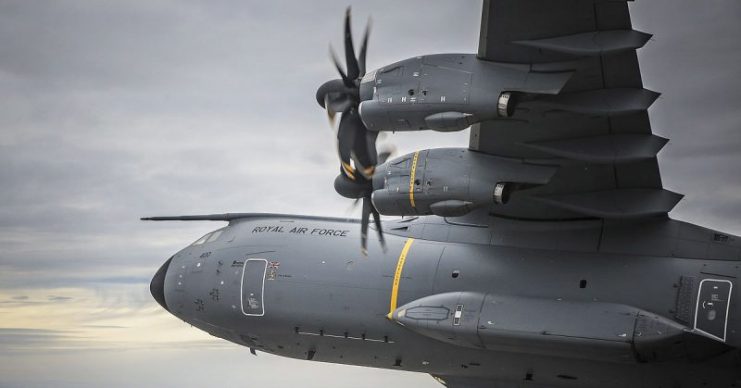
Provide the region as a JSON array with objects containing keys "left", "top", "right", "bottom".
[{"left": 317, "top": 8, "right": 385, "bottom": 255}]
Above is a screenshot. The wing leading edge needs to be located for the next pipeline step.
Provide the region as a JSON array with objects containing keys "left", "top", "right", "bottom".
[{"left": 470, "top": 0, "right": 679, "bottom": 220}]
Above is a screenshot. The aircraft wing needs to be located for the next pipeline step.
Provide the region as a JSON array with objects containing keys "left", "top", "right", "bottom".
[
  {"left": 470, "top": 0, "right": 681, "bottom": 220},
  {"left": 432, "top": 375, "right": 561, "bottom": 388}
]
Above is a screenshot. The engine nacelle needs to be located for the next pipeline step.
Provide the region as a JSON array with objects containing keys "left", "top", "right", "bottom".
[
  {"left": 357, "top": 54, "right": 572, "bottom": 132},
  {"left": 370, "top": 148, "right": 556, "bottom": 217}
]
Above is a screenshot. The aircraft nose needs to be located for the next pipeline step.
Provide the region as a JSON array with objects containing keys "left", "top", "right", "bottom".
[{"left": 150, "top": 256, "right": 172, "bottom": 312}]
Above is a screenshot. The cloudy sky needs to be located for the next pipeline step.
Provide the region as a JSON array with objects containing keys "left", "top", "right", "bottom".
[{"left": 0, "top": 1, "right": 739, "bottom": 387}]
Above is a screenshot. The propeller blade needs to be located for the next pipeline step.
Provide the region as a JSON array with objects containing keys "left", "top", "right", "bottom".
[
  {"left": 377, "top": 143, "right": 397, "bottom": 164},
  {"left": 370, "top": 199, "right": 386, "bottom": 252},
  {"left": 361, "top": 196, "right": 371, "bottom": 255},
  {"left": 352, "top": 126, "right": 378, "bottom": 178},
  {"left": 329, "top": 45, "right": 354, "bottom": 88},
  {"left": 344, "top": 197, "right": 362, "bottom": 216},
  {"left": 337, "top": 110, "right": 357, "bottom": 179},
  {"left": 358, "top": 18, "right": 371, "bottom": 77},
  {"left": 343, "top": 7, "right": 360, "bottom": 81},
  {"left": 324, "top": 92, "right": 353, "bottom": 118},
  {"left": 325, "top": 95, "right": 337, "bottom": 127}
]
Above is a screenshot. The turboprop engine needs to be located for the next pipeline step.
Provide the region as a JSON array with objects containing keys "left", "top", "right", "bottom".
[
  {"left": 367, "top": 148, "right": 556, "bottom": 217},
  {"left": 357, "top": 54, "right": 574, "bottom": 132}
]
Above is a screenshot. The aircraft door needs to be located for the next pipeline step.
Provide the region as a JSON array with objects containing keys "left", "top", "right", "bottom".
[
  {"left": 694, "top": 278, "right": 733, "bottom": 342},
  {"left": 241, "top": 259, "right": 267, "bottom": 316}
]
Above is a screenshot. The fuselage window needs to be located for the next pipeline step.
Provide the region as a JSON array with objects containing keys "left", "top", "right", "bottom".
[
  {"left": 192, "top": 233, "right": 210, "bottom": 246},
  {"left": 191, "top": 228, "right": 227, "bottom": 246},
  {"left": 206, "top": 228, "right": 224, "bottom": 243}
]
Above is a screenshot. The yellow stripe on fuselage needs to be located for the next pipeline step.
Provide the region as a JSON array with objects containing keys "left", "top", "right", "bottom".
[
  {"left": 387, "top": 238, "right": 415, "bottom": 319},
  {"left": 409, "top": 151, "right": 419, "bottom": 208}
]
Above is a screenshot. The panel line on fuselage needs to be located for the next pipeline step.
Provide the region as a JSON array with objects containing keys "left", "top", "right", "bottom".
[{"left": 387, "top": 238, "right": 415, "bottom": 319}]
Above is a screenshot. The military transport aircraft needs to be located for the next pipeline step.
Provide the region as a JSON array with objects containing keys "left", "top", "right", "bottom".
[{"left": 143, "top": 1, "right": 741, "bottom": 387}]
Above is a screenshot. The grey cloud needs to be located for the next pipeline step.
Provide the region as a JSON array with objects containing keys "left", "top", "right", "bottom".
[
  {"left": 629, "top": 1, "right": 741, "bottom": 234},
  {"left": 0, "top": 327, "right": 224, "bottom": 353},
  {"left": 47, "top": 296, "right": 73, "bottom": 302},
  {"left": 0, "top": 328, "right": 71, "bottom": 340},
  {"left": 0, "top": 328, "right": 83, "bottom": 351}
]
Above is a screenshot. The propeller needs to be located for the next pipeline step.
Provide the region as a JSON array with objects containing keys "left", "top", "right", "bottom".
[
  {"left": 344, "top": 143, "right": 396, "bottom": 215},
  {"left": 316, "top": 7, "right": 377, "bottom": 181},
  {"left": 334, "top": 145, "right": 395, "bottom": 256},
  {"left": 318, "top": 8, "right": 387, "bottom": 255}
]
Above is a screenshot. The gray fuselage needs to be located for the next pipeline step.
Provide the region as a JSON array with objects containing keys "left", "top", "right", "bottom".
[{"left": 152, "top": 214, "right": 741, "bottom": 387}]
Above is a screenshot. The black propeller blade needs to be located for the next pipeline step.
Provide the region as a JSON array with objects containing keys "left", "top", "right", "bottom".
[
  {"left": 343, "top": 8, "right": 360, "bottom": 82},
  {"left": 334, "top": 172, "right": 386, "bottom": 256},
  {"left": 329, "top": 45, "right": 353, "bottom": 88},
  {"left": 357, "top": 21, "right": 370, "bottom": 77},
  {"left": 369, "top": 197, "right": 385, "bottom": 251},
  {"left": 337, "top": 110, "right": 358, "bottom": 178}
]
